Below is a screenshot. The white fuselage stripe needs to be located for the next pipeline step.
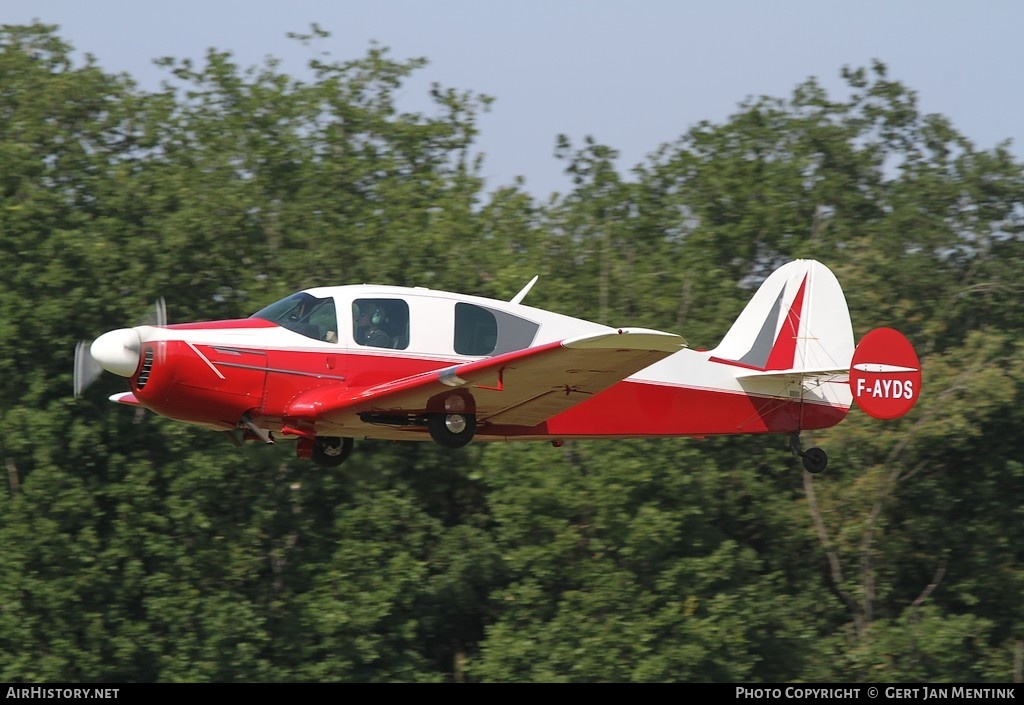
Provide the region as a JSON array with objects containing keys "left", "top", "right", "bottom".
[{"left": 186, "top": 341, "right": 226, "bottom": 379}]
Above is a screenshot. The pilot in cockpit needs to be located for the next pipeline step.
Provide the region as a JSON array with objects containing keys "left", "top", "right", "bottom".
[{"left": 353, "top": 302, "right": 392, "bottom": 348}]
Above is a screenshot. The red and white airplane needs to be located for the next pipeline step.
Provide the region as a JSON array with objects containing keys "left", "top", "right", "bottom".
[{"left": 74, "top": 259, "right": 920, "bottom": 473}]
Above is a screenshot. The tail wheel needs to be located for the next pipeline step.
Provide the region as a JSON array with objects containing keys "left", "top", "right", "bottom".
[
  {"left": 790, "top": 433, "right": 829, "bottom": 474},
  {"left": 427, "top": 413, "right": 476, "bottom": 449},
  {"left": 311, "top": 436, "right": 353, "bottom": 468},
  {"left": 802, "top": 447, "right": 828, "bottom": 474}
]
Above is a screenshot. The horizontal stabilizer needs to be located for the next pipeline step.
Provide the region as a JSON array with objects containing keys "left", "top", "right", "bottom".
[{"left": 733, "top": 366, "right": 848, "bottom": 380}]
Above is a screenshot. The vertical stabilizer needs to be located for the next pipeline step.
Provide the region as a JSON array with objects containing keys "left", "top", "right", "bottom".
[{"left": 710, "top": 260, "right": 854, "bottom": 373}]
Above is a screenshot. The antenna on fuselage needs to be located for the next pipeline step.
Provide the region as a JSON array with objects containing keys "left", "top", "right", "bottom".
[{"left": 510, "top": 275, "right": 539, "bottom": 305}]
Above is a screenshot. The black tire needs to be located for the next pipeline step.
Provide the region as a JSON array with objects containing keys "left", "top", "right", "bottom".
[
  {"left": 311, "top": 436, "right": 354, "bottom": 468},
  {"left": 802, "top": 447, "right": 828, "bottom": 474},
  {"left": 427, "top": 413, "right": 476, "bottom": 449}
]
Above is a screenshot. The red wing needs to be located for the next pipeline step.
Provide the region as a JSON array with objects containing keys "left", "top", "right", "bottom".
[{"left": 286, "top": 328, "right": 686, "bottom": 431}]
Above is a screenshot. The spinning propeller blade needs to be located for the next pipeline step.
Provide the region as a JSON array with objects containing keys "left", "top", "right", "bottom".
[
  {"left": 73, "top": 297, "right": 167, "bottom": 398},
  {"left": 73, "top": 340, "right": 104, "bottom": 399},
  {"left": 140, "top": 297, "right": 167, "bottom": 329}
]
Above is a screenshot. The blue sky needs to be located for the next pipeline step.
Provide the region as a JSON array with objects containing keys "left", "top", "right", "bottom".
[{"left": 6, "top": 1, "right": 1024, "bottom": 197}]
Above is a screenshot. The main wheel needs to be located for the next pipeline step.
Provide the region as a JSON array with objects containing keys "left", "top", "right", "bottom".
[
  {"left": 427, "top": 413, "right": 476, "bottom": 449},
  {"left": 802, "top": 447, "right": 828, "bottom": 474},
  {"left": 311, "top": 436, "right": 354, "bottom": 468}
]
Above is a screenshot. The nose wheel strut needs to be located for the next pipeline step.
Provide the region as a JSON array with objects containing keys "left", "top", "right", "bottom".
[{"left": 790, "top": 433, "right": 828, "bottom": 474}]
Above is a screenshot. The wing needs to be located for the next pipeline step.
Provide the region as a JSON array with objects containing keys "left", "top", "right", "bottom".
[{"left": 287, "top": 328, "right": 687, "bottom": 432}]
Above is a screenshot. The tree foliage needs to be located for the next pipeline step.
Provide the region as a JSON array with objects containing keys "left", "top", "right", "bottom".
[{"left": 1, "top": 25, "right": 1022, "bottom": 682}]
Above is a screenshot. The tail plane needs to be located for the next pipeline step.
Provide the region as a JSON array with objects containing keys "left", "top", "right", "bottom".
[{"left": 710, "top": 259, "right": 920, "bottom": 420}]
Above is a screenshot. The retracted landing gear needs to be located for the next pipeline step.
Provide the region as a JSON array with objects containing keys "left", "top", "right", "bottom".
[
  {"left": 790, "top": 433, "right": 828, "bottom": 474},
  {"left": 427, "top": 413, "right": 477, "bottom": 448}
]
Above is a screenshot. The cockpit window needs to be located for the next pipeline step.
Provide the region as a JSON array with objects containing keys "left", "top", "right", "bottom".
[{"left": 251, "top": 293, "right": 339, "bottom": 343}]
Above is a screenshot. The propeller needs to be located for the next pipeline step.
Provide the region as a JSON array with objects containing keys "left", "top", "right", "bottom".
[{"left": 74, "top": 298, "right": 166, "bottom": 399}]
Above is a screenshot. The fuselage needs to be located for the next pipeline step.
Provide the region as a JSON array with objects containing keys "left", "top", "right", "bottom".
[{"left": 119, "top": 283, "right": 851, "bottom": 442}]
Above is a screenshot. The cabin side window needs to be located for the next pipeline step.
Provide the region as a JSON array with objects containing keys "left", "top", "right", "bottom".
[
  {"left": 352, "top": 299, "right": 409, "bottom": 350},
  {"left": 454, "top": 303, "right": 539, "bottom": 356}
]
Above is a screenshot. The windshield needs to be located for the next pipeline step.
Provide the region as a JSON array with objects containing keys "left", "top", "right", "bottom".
[{"left": 251, "top": 293, "right": 338, "bottom": 343}]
